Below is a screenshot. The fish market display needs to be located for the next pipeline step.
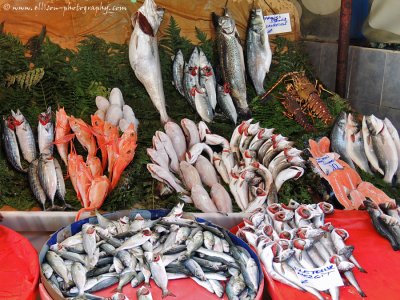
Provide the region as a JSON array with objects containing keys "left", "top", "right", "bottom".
[
  {"left": 41, "top": 204, "right": 261, "bottom": 299},
  {"left": 129, "top": 0, "right": 171, "bottom": 124},
  {"left": 147, "top": 119, "right": 304, "bottom": 213},
  {"left": 246, "top": 8, "right": 272, "bottom": 95},
  {"left": 55, "top": 102, "right": 138, "bottom": 219},
  {"left": 262, "top": 71, "right": 334, "bottom": 127},
  {"left": 237, "top": 201, "right": 367, "bottom": 299},
  {"left": 94, "top": 87, "right": 139, "bottom": 133},
  {"left": 309, "top": 137, "right": 396, "bottom": 210},
  {"left": 213, "top": 7, "right": 250, "bottom": 119},
  {"left": 330, "top": 113, "right": 400, "bottom": 184},
  {"left": 2, "top": 108, "right": 68, "bottom": 210}
]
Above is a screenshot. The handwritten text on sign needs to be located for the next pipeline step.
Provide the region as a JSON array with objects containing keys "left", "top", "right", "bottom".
[
  {"left": 293, "top": 263, "right": 344, "bottom": 291},
  {"left": 316, "top": 153, "right": 344, "bottom": 175},
  {"left": 264, "top": 13, "right": 292, "bottom": 34}
]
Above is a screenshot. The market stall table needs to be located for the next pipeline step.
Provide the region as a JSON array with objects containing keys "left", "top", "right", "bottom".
[{"left": 233, "top": 210, "right": 400, "bottom": 299}]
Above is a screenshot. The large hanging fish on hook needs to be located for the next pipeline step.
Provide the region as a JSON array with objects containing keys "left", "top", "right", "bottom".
[{"left": 129, "top": 0, "right": 171, "bottom": 124}]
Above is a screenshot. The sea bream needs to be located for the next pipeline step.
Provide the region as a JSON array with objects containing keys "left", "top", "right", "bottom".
[
  {"left": 331, "top": 112, "right": 355, "bottom": 168},
  {"left": 383, "top": 117, "right": 400, "bottom": 185},
  {"left": 11, "top": 109, "right": 36, "bottom": 163},
  {"left": 365, "top": 115, "right": 398, "bottom": 183},
  {"left": 172, "top": 49, "right": 185, "bottom": 97},
  {"left": 213, "top": 9, "right": 250, "bottom": 118},
  {"left": 129, "top": 0, "right": 171, "bottom": 124},
  {"left": 246, "top": 8, "right": 272, "bottom": 95}
]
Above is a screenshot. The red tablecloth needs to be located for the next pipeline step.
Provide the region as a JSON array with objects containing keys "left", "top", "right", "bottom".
[
  {"left": 232, "top": 210, "right": 400, "bottom": 300},
  {"left": 0, "top": 225, "right": 39, "bottom": 300}
]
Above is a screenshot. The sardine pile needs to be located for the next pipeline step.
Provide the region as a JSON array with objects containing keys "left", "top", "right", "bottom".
[
  {"left": 2, "top": 107, "right": 68, "bottom": 210},
  {"left": 331, "top": 113, "right": 400, "bottom": 184},
  {"left": 147, "top": 118, "right": 304, "bottom": 213},
  {"left": 238, "top": 200, "right": 367, "bottom": 299},
  {"left": 94, "top": 87, "right": 139, "bottom": 133},
  {"left": 41, "top": 204, "right": 260, "bottom": 299},
  {"left": 365, "top": 199, "right": 400, "bottom": 251},
  {"left": 172, "top": 47, "right": 237, "bottom": 124}
]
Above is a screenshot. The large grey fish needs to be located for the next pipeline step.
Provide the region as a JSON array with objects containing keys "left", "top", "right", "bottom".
[
  {"left": 194, "top": 86, "right": 214, "bottom": 123},
  {"left": 384, "top": 117, "right": 400, "bottom": 184},
  {"left": 28, "top": 159, "right": 47, "bottom": 210},
  {"left": 362, "top": 116, "right": 384, "bottom": 174},
  {"left": 2, "top": 116, "right": 25, "bottom": 172},
  {"left": 214, "top": 11, "right": 250, "bottom": 118},
  {"left": 11, "top": 109, "right": 36, "bottom": 163},
  {"left": 172, "top": 49, "right": 185, "bottom": 97},
  {"left": 199, "top": 48, "right": 217, "bottom": 110},
  {"left": 365, "top": 115, "right": 398, "bottom": 183},
  {"left": 38, "top": 154, "right": 57, "bottom": 207},
  {"left": 217, "top": 84, "right": 237, "bottom": 124},
  {"left": 331, "top": 112, "right": 355, "bottom": 168},
  {"left": 129, "top": 0, "right": 171, "bottom": 124},
  {"left": 38, "top": 107, "right": 54, "bottom": 155},
  {"left": 345, "top": 113, "right": 372, "bottom": 174},
  {"left": 246, "top": 8, "right": 272, "bottom": 95}
]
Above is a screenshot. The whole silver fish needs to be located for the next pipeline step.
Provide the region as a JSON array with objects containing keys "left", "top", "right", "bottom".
[
  {"left": 149, "top": 254, "right": 175, "bottom": 297},
  {"left": 217, "top": 84, "right": 237, "bottom": 124},
  {"left": 2, "top": 116, "right": 25, "bottom": 172},
  {"left": 11, "top": 109, "right": 36, "bottom": 163},
  {"left": 53, "top": 157, "right": 67, "bottom": 205},
  {"left": 172, "top": 49, "right": 185, "bottom": 97},
  {"left": 345, "top": 113, "right": 372, "bottom": 174},
  {"left": 46, "top": 251, "right": 72, "bottom": 288},
  {"left": 246, "top": 8, "right": 272, "bottom": 95},
  {"left": 194, "top": 87, "right": 214, "bottom": 123},
  {"left": 71, "top": 262, "right": 87, "bottom": 297},
  {"left": 362, "top": 116, "right": 384, "bottom": 174},
  {"left": 214, "top": 12, "right": 250, "bottom": 118},
  {"left": 199, "top": 48, "right": 217, "bottom": 110},
  {"left": 183, "top": 258, "right": 206, "bottom": 281},
  {"left": 384, "top": 118, "right": 400, "bottom": 185},
  {"left": 38, "top": 154, "right": 57, "bottom": 206},
  {"left": 331, "top": 112, "right": 355, "bottom": 168},
  {"left": 28, "top": 159, "right": 47, "bottom": 210},
  {"left": 183, "top": 47, "right": 200, "bottom": 108},
  {"left": 38, "top": 107, "right": 54, "bottom": 155},
  {"left": 129, "top": 0, "right": 171, "bottom": 124},
  {"left": 366, "top": 115, "right": 398, "bottom": 183}
]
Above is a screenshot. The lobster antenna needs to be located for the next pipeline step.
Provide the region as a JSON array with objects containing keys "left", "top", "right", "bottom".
[{"left": 259, "top": 71, "right": 301, "bottom": 101}]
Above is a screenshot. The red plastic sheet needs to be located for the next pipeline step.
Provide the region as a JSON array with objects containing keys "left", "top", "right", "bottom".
[
  {"left": 0, "top": 225, "right": 39, "bottom": 300},
  {"left": 232, "top": 210, "right": 400, "bottom": 300}
]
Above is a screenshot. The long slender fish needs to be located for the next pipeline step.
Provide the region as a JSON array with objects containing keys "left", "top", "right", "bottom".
[
  {"left": 199, "top": 48, "right": 217, "bottom": 110},
  {"left": 246, "top": 8, "right": 272, "bottom": 95},
  {"left": 28, "top": 159, "right": 47, "bottom": 210},
  {"left": 129, "top": 0, "right": 171, "bottom": 124},
  {"left": 217, "top": 84, "right": 237, "bottom": 125},
  {"left": 11, "top": 109, "right": 36, "bottom": 163},
  {"left": 2, "top": 116, "right": 25, "bottom": 172},
  {"left": 172, "top": 49, "right": 185, "bottom": 97}
]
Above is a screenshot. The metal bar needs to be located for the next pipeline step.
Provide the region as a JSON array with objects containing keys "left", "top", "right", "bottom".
[{"left": 335, "top": 0, "right": 352, "bottom": 97}]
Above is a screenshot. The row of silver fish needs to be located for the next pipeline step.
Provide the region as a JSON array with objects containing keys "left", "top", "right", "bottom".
[
  {"left": 331, "top": 113, "right": 400, "bottom": 184},
  {"left": 2, "top": 107, "right": 66, "bottom": 210},
  {"left": 172, "top": 47, "right": 237, "bottom": 124},
  {"left": 237, "top": 200, "right": 367, "bottom": 300},
  {"left": 41, "top": 203, "right": 260, "bottom": 299}
]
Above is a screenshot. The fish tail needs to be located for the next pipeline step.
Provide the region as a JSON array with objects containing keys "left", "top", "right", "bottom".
[
  {"left": 162, "top": 289, "right": 176, "bottom": 298},
  {"left": 359, "top": 291, "right": 367, "bottom": 297}
]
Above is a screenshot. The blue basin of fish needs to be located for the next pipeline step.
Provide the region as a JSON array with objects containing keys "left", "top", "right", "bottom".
[{"left": 39, "top": 209, "right": 264, "bottom": 295}]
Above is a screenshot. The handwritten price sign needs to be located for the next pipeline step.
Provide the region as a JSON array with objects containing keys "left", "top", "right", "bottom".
[
  {"left": 316, "top": 154, "right": 343, "bottom": 175},
  {"left": 293, "top": 263, "right": 344, "bottom": 291},
  {"left": 264, "top": 13, "right": 292, "bottom": 34}
]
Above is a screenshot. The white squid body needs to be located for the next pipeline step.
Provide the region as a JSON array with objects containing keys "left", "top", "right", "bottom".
[{"left": 129, "top": 0, "right": 170, "bottom": 124}]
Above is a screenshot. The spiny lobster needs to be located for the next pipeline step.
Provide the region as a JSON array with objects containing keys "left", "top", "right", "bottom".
[
  {"left": 261, "top": 71, "right": 334, "bottom": 125},
  {"left": 277, "top": 85, "right": 316, "bottom": 132}
]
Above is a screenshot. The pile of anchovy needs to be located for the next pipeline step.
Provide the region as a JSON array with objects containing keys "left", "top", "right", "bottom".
[
  {"left": 41, "top": 204, "right": 260, "bottom": 299},
  {"left": 237, "top": 200, "right": 367, "bottom": 299}
]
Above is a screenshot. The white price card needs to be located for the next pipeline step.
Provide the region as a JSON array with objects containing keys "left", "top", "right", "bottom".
[
  {"left": 264, "top": 13, "right": 292, "bottom": 34},
  {"left": 316, "top": 153, "right": 343, "bottom": 175},
  {"left": 293, "top": 263, "right": 344, "bottom": 291}
]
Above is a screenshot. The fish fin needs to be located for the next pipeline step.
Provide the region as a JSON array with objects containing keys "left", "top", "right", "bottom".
[
  {"left": 138, "top": 12, "right": 154, "bottom": 36},
  {"left": 162, "top": 290, "right": 176, "bottom": 298},
  {"left": 52, "top": 133, "right": 75, "bottom": 145}
]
